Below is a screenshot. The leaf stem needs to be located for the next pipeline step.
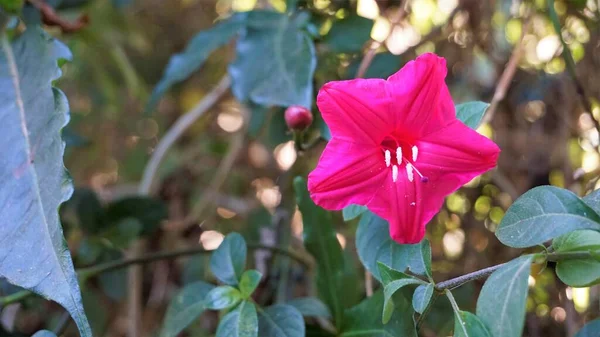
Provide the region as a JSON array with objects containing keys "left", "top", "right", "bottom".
[{"left": 0, "top": 243, "right": 311, "bottom": 307}]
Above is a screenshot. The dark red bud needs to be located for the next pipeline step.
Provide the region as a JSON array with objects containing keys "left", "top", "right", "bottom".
[{"left": 285, "top": 106, "right": 313, "bottom": 131}]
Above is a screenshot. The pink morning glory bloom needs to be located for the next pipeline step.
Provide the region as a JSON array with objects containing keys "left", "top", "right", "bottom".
[{"left": 308, "top": 53, "right": 500, "bottom": 244}]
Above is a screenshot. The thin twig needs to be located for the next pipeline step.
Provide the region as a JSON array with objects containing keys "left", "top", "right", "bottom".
[
  {"left": 179, "top": 105, "right": 249, "bottom": 228},
  {"left": 435, "top": 263, "right": 505, "bottom": 290},
  {"left": 548, "top": 0, "right": 600, "bottom": 133},
  {"left": 138, "top": 75, "right": 231, "bottom": 195},
  {"left": 27, "top": 0, "right": 89, "bottom": 33},
  {"left": 482, "top": 14, "right": 532, "bottom": 125},
  {"left": 356, "top": 1, "right": 411, "bottom": 78},
  {"left": 0, "top": 243, "right": 312, "bottom": 307}
]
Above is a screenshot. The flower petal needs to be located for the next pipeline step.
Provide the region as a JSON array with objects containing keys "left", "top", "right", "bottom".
[
  {"left": 317, "top": 78, "right": 392, "bottom": 145},
  {"left": 308, "top": 138, "right": 387, "bottom": 210},
  {"left": 386, "top": 53, "right": 455, "bottom": 137},
  {"left": 366, "top": 173, "right": 434, "bottom": 244}
]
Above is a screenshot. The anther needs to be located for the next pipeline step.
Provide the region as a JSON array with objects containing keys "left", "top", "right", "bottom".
[
  {"left": 385, "top": 150, "right": 391, "bottom": 167},
  {"left": 392, "top": 165, "right": 398, "bottom": 182},
  {"left": 396, "top": 147, "right": 402, "bottom": 164},
  {"left": 412, "top": 145, "right": 418, "bottom": 161},
  {"left": 406, "top": 163, "right": 414, "bottom": 182}
]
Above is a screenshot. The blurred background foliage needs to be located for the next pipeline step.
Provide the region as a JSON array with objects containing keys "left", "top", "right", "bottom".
[{"left": 2, "top": 0, "right": 600, "bottom": 336}]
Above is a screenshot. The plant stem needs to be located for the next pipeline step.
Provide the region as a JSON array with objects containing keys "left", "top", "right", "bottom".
[
  {"left": 548, "top": 0, "right": 600, "bottom": 133},
  {"left": 0, "top": 243, "right": 311, "bottom": 307},
  {"left": 435, "top": 263, "right": 505, "bottom": 291}
]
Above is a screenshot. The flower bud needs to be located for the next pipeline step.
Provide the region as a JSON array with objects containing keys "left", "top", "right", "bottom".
[{"left": 285, "top": 106, "right": 313, "bottom": 131}]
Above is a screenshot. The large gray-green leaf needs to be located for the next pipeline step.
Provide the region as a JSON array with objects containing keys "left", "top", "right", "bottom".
[
  {"left": 552, "top": 230, "right": 600, "bottom": 252},
  {"left": 453, "top": 311, "right": 492, "bottom": 337},
  {"left": 146, "top": 14, "right": 245, "bottom": 112},
  {"left": 382, "top": 278, "right": 424, "bottom": 324},
  {"left": 229, "top": 11, "right": 316, "bottom": 108},
  {"left": 496, "top": 186, "right": 600, "bottom": 248},
  {"left": 0, "top": 28, "right": 90, "bottom": 336},
  {"left": 556, "top": 259, "right": 600, "bottom": 287},
  {"left": 342, "top": 204, "right": 367, "bottom": 221},
  {"left": 455, "top": 102, "right": 489, "bottom": 129},
  {"left": 287, "top": 297, "right": 331, "bottom": 319},
  {"left": 210, "top": 232, "right": 247, "bottom": 285},
  {"left": 583, "top": 189, "right": 600, "bottom": 215},
  {"left": 340, "top": 291, "right": 417, "bottom": 337},
  {"left": 294, "top": 177, "right": 346, "bottom": 329},
  {"left": 476, "top": 255, "right": 533, "bottom": 337},
  {"left": 160, "top": 281, "right": 215, "bottom": 337},
  {"left": 216, "top": 300, "right": 259, "bottom": 337},
  {"left": 356, "top": 211, "right": 426, "bottom": 282},
  {"left": 258, "top": 304, "right": 305, "bottom": 337},
  {"left": 575, "top": 319, "right": 600, "bottom": 337}
]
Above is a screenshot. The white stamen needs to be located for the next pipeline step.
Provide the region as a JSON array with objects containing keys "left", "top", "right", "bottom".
[
  {"left": 385, "top": 150, "right": 391, "bottom": 167},
  {"left": 406, "top": 163, "right": 414, "bottom": 182},
  {"left": 392, "top": 165, "right": 398, "bottom": 182},
  {"left": 412, "top": 145, "right": 418, "bottom": 161},
  {"left": 396, "top": 147, "right": 402, "bottom": 164}
]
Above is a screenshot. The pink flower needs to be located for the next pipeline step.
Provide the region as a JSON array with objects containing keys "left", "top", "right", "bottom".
[{"left": 308, "top": 53, "right": 500, "bottom": 244}]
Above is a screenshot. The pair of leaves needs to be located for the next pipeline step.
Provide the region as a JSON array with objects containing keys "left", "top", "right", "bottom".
[
  {"left": 496, "top": 186, "right": 600, "bottom": 248},
  {"left": 216, "top": 302, "right": 306, "bottom": 337},
  {"left": 148, "top": 10, "right": 316, "bottom": 113},
  {"left": 0, "top": 27, "right": 90, "bottom": 335},
  {"left": 356, "top": 210, "right": 430, "bottom": 282},
  {"left": 553, "top": 230, "right": 600, "bottom": 287}
]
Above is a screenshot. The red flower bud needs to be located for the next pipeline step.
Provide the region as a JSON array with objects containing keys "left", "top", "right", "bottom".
[{"left": 285, "top": 106, "right": 313, "bottom": 131}]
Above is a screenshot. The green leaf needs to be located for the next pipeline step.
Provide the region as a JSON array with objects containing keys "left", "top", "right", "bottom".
[
  {"left": 258, "top": 304, "right": 305, "bottom": 337},
  {"left": 556, "top": 259, "right": 600, "bottom": 287},
  {"left": 455, "top": 101, "right": 489, "bottom": 129},
  {"left": 230, "top": 10, "right": 316, "bottom": 108},
  {"left": 453, "top": 311, "right": 492, "bottom": 337},
  {"left": 496, "top": 186, "right": 600, "bottom": 248},
  {"left": 82, "top": 289, "right": 109, "bottom": 336},
  {"left": 64, "top": 188, "right": 106, "bottom": 233},
  {"left": 382, "top": 278, "right": 424, "bottom": 324},
  {"left": 294, "top": 177, "right": 346, "bottom": 329},
  {"left": 205, "top": 285, "right": 243, "bottom": 310},
  {"left": 575, "top": 319, "right": 600, "bottom": 337},
  {"left": 31, "top": 331, "right": 56, "bottom": 337},
  {"left": 0, "top": 0, "right": 23, "bottom": 13},
  {"left": 342, "top": 204, "right": 367, "bottom": 221},
  {"left": 553, "top": 230, "right": 600, "bottom": 252},
  {"left": 146, "top": 14, "right": 246, "bottom": 113},
  {"left": 357, "top": 211, "right": 427, "bottom": 281},
  {"left": 347, "top": 52, "right": 399, "bottom": 79},
  {"left": 210, "top": 232, "right": 247, "bottom": 285},
  {"left": 412, "top": 284, "right": 434, "bottom": 314},
  {"left": 182, "top": 254, "right": 208, "bottom": 285},
  {"left": 104, "top": 196, "right": 168, "bottom": 235},
  {"left": 340, "top": 291, "right": 417, "bottom": 337},
  {"left": 323, "top": 14, "right": 374, "bottom": 53},
  {"left": 98, "top": 251, "right": 127, "bottom": 301},
  {"left": 216, "top": 300, "right": 259, "bottom": 337},
  {"left": 476, "top": 255, "right": 533, "bottom": 337},
  {"left": 160, "top": 281, "right": 215, "bottom": 337},
  {"left": 583, "top": 188, "right": 600, "bottom": 214},
  {"left": 239, "top": 269, "right": 262, "bottom": 298},
  {"left": 0, "top": 28, "right": 90, "bottom": 336},
  {"left": 377, "top": 262, "right": 413, "bottom": 285},
  {"left": 287, "top": 297, "right": 332, "bottom": 319},
  {"left": 419, "top": 239, "right": 433, "bottom": 281}
]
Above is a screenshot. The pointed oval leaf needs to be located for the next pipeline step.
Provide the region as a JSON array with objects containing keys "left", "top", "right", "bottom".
[
  {"left": 382, "top": 278, "right": 425, "bottom": 324},
  {"left": 496, "top": 186, "right": 600, "bottom": 248},
  {"left": 575, "top": 319, "right": 600, "bottom": 337},
  {"left": 146, "top": 14, "right": 246, "bottom": 113},
  {"left": 229, "top": 11, "right": 316, "bottom": 108},
  {"left": 323, "top": 14, "right": 374, "bottom": 53},
  {"left": 0, "top": 28, "right": 90, "bottom": 336},
  {"left": 294, "top": 177, "right": 346, "bottom": 328},
  {"left": 476, "top": 255, "right": 533, "bottom": 337},
  {"left": 287, "top": 297, "right": 331, "bottom": 319},
  {"left": 419, "top": 239, "right": 433, "bottom": 281},
  {"left": 455, "top": 102, "right": 489, "bottom": 129},
  {"left": 553, "top": 230, "right": 600, "bottom": 252},
  {"left": 239, "top": 269, "right": 262, "bottom": 298},
  {"left": 160, "top": 281, "right": 215, "bottom": 337},
  {"left": 216, "top": 300, "right": 259, "bottom": 337},
  {"left": 357, "top": 211, "right": 426, "bottom": 281},
  {"left": 210, "top": 232, "right": 247, "bottom": 285},
  {"left": 258, "top": 304, "right": 305, "bottom": 337},
  {"left": 205, "top": 285, "right": 243, "bottom": 310},
  {"left": 412, "top": 284, "right": 434, "bottom": 314},
  {"left": 454, "top": 311, "right": 492, "bottom": 337}
]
